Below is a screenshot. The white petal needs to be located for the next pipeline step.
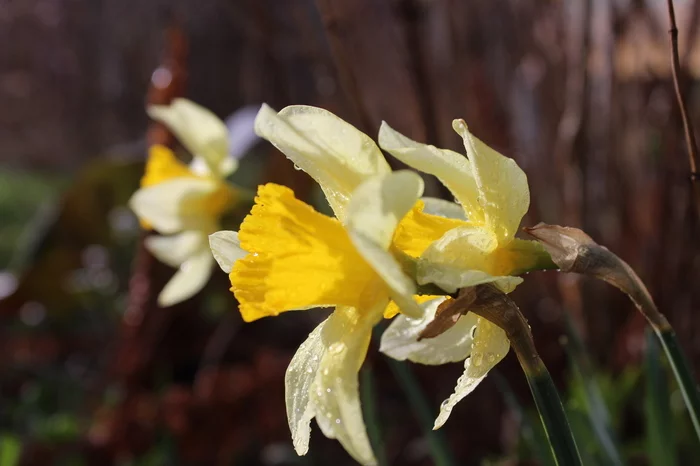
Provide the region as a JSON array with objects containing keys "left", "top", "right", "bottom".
[
  {"left": 380, "top": 297, "right": 481, "bottom": 365},
  {"left": 148, "top": 99, "right": 235, "bottom": 177},
  {"left": 254, "top": 104, "right": 390, "bottom": 221},
  {"left": 310, "top": 305, "right": 381, "bottom": 466},
  {"left": 157, "top": 250, "right": 214, "bottom": 307},
  {"left": 378, "top": 122, "right": 482, "bottom": 223},
  {"left": 208, "top": 230, "right": 247, "bottom": 273},
  {"left": 420, "top": 197, "right": 467, "bottom": 220},
  {"left": 434, "top": 318, "right": 510, "bottom": 429},
  {"left": 145, "top": 231, "right": 207, "bottom": 268},
  {"left": 285, "top": 318, "right": 327, "bottom": 456},
  {"left": 452, "top": 119, "right": 529, "bottom": 244},
  {"left": 129, "top": 178, "right": 220, "bottom": 234},
  {"left": 346, "top": 170, "right": 424, "bottom": 249}
]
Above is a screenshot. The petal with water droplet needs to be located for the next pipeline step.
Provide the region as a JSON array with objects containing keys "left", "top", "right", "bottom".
[
  {"left": 254, "top": 104, "right": 390, "bottom": 222},
  {"left": 378, "top": 122, "right": 482, "bottom": 223},
  {"left": 434, "top": 318, "right": 509, "bottom": 429},
  {"left": 208, "top": 230, "right": 247, "bottom": 273},
  {"left": 285, "top": 318, "right": 327, "bottom": 456},
  {"left": 380, "top": 297, "right": 480, "bottom": 365},
  {"left": 452, "top": 119, "right": 529, "bottom": 244},
  {"left": 310, "top": 305, "right": 382, "bottom": 466}
]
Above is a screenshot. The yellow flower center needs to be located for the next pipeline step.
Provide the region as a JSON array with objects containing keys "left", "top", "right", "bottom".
[
  {"left": 392, "top": 201, "right": 468, "bottom": 258},
  {"left": 139, "top": 144, "right": 235, "bottom": 230},
  {"left": 231, "top": 184, "right": 387, "bottom": 322},
  {"left": 141, "top": 144, "right": 195, "bottom": 188}
]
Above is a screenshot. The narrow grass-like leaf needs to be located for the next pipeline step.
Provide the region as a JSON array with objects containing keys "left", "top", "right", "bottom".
[
  {"left": 563, "top": 316, "right": 625, "bottom": 465},
  {"left": 645, "top": 329, "right": 677, "bottom": 466}
]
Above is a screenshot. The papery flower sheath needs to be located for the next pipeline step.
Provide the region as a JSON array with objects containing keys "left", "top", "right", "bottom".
[
  {"left": 130, "top": 99, "right": 239, "bottom": 306},
  {"left": 378, "top": 120, "right": 550, "bottom": 428}
]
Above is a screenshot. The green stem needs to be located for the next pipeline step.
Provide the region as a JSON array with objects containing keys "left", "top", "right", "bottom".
[
  {"left": 360, "top": 365, "right": 388, "bottom": 466},
  {"left": 385, "top": 358, "right": 455, "bottom": 466},
  {"left": 644, "top": 329, "right": 677, "bottom": 466},
  {"left": 523, "top": 363, "right": 583, "bottom": 466},
  {"left": 654, "top": 326, "right": 700, "bottom": 441}
]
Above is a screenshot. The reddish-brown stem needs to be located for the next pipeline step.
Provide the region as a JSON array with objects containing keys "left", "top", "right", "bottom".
[{"left": 666, "top": 0, "right": 700, "bottom": 216}]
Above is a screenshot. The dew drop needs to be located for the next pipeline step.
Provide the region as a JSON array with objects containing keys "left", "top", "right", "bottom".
[
  {"left": 326, "top": 388, "right": 332, "bottom": 393},
  {"left": 470, "top": 325, "right": 477, "bottom": 339},
  {"left": 472, "top": 353, "right": 483, "bottom": 367},
  {"left": 335, "top": 418, "right": 341, "bottom": 424},
  {"left": 328, "top": 342, "right": 345, "bottom": 354},
  {"left": 440, "top": 399, "right": 450, "bottom": 409}
]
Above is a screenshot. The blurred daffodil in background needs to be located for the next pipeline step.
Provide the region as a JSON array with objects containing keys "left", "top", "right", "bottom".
[
  {"left": 378, "top": 120, "right": 551, "bottom": 428},
  {"left": 130, "top": 99, "right": 240, "bottom": 307}
]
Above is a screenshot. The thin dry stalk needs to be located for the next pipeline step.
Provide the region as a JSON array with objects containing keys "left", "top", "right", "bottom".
[{"left": 666, "top": 0, "right": 700, "bottom": 216}]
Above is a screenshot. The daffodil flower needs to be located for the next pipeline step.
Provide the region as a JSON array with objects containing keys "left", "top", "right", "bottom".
[
  {"left": 210, "top": 104, "right": 434, "bottom": 465},
  {"left": 378, "top": 120, "right": 550, "bottom": 428},
  {"left": 129, "top": 99, "right": 239, "bottom": 307}
]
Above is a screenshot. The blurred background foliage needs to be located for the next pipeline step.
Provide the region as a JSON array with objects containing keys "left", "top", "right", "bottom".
[{"left": 2, "top": 0, "right": 700, "bottom": 464}]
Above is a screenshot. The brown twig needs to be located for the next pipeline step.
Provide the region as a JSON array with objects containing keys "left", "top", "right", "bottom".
[{"left": 666, "top": 0, "right": 700, "bottom": 215}]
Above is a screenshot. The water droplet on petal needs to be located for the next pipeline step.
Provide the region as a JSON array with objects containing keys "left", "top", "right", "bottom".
[{"left": 328, "top": 342, "right": 345, "bottom": 354}]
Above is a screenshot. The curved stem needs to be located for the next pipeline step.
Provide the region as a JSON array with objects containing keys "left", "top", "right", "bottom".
[
  {"left": 445, "top": 285, "right": 583, "bottom": 466},
  {"left": 510, "top": 334, "right": 583, "bottom": 466}
]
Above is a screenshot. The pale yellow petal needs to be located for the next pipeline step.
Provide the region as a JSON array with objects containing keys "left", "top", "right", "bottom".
[
  {"left": 208, "top": 230, "right": 247, "bottom": 273},
  {"left": 346, "top": 170, "right": 424, "bottom": 249},
  {"left": 344, "top": 171, "right": 423, "bottom": 318},
  {"left": 378, "top": 122, "right": 482, "bottom": 222},
  {"left": 417, "top": 226, "right": 524, "bottom": 293},
  {"left": 452, "top": 119, "right": 529, "bottom": 244},
  {"left": 148, "top": 98, "right": 235, "bottom": 176},
  {"left": 145, "top": 231, "right": 207, "bottom": 268},
  {"left": 285, "top": 318, "right": 327, "bottom": 456},
  {"left": 380, "top": 298, "right": 481, "bottom": 365},
  {"left": 310, "top": 305, "right": 381, "bottom": 466},
  {"left": 129, "top": 178, "right": 221, "bottom": 234},
  {"left": 157, "top": 249, "right": 213, "bottom": 307},
  {"left": 434, "top": 318, "right": 509, "bottom": 429},
  {"left": 254, "top": 104, "right": 390, "bottom": 221}
]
